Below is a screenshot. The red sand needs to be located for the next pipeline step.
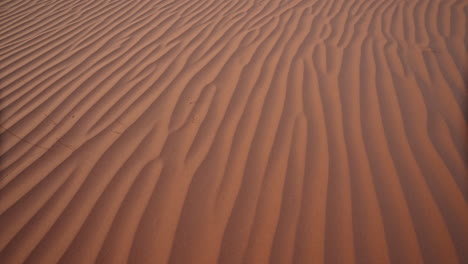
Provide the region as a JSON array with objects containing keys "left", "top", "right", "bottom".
[{"left": 0, "top": 0, "right": 467, "bottom": 263}]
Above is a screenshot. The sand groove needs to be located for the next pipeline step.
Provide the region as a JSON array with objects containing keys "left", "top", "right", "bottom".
[{"left": 0, "top": 0, "right": 467, "bottom": 263}]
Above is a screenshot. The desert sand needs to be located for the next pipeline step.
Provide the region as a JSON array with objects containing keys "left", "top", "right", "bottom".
[{"left": 0, "top": 0, "right": 467, "bottom": 263}]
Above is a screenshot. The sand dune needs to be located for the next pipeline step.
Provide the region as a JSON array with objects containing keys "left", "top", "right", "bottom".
[{"left": 0, "top": 0, "right": 467, "bottom": 263}]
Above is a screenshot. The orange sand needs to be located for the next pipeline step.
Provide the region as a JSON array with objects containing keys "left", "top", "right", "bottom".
[{"left": 0, "top": 0, "right": 467, "bottom": 263}]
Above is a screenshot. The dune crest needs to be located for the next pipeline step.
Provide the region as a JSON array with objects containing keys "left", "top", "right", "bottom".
[{"left": 0, "top": 0, "right": 467, "bottom": 263}]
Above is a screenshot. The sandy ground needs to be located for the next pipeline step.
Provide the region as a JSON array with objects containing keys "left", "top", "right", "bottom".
[{"left": 0, "top": 0, "right": 467, "bottom": 263}]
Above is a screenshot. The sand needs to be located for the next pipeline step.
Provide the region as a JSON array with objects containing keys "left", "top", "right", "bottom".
[{"left": 0, "top": 0, "right": 467, "bottom": 263}]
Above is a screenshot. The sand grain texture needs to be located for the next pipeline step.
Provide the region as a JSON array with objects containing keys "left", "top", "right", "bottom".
[{"left": 0, "top": 0, "right": 467, "bottom": 263}]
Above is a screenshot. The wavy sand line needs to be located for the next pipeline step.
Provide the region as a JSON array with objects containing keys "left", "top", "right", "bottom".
[{"left": 0, "top": 0, "right": 467, "bottom": 263}]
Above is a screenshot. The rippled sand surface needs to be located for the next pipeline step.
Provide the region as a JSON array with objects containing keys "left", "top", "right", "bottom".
[{"left": 0, "top": 0, "right": 467, "bottom": 263}]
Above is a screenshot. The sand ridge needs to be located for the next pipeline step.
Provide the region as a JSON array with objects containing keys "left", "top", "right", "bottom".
[{"left": 0, "top": 0, "right": 467, "bottom": 263}]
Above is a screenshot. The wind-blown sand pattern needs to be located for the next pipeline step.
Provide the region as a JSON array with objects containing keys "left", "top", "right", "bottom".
[{"left": 0, "top": 0, "right": 467, "bottom": 263}]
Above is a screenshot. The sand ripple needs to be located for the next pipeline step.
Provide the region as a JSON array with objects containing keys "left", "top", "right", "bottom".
[{"left": 0, "top": 0, "right": 467, "bottom": 263}]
